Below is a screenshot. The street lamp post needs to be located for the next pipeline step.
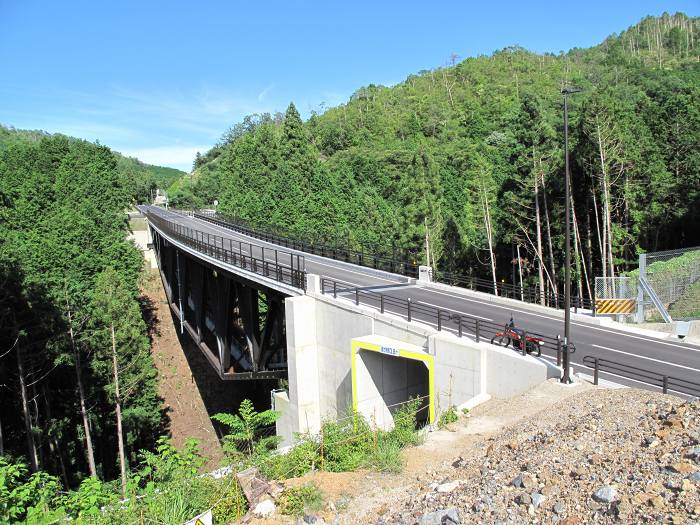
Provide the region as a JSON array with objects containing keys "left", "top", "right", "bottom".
[{"left": 561, "top": 86, "right": 581, "bottom": 384}]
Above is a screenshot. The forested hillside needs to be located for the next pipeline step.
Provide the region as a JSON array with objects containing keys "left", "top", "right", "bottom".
[
  {"left": 0, "top": 135, "right": 163, "bottom": 491},
  {"left": 190, "top": 12, "right": 700, "bottom": 303},
  {"left": 0, "top": 124, "right": 186, "bottom": 203}
]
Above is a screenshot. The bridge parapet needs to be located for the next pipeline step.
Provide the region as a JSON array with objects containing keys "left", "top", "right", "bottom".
[{"left": 145, "top": 209, "right": 307, "bottom": 291}]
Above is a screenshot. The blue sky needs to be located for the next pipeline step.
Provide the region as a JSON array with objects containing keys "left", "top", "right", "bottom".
[{"left": 1, "top": 1, "right": 698, "bottom": 171}]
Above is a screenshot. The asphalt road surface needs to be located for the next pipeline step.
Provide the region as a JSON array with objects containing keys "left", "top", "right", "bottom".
[{"left": 140, "top": 206, "right": 700, "bottom": 398}]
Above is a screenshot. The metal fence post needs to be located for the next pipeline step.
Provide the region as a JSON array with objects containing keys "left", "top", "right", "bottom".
[
  {"left": 556, "top": 335, "right": 562, "bottom": 367},
  {"left": 521, "top": 331, "right": 527, "bottom": 356},
  {"left": 355, "top": 288, "right": 359, "bottom": 305},
  {"left": 458, "top": 316, "right": 462, "bottom": 338},
  {"left": 593, "top": 358, "right": 599, "bottom": 385},
  {"left": 333, "top": 281, "right": 337, "bottom": 299},
  {"left": 437, "top": 310, "right": 442, "bottom": 331},
  {"left": 407, "top": 298, "right": 412, "bottom": 322},
  {"left": 475, "top": 319, "right": 480, "bottom": 343},
  {"left": 663, "top": 376, "right": 668, "bottom": 394},
  {"left": 380, "top": 295, "right": 384, "bottom": 314}
]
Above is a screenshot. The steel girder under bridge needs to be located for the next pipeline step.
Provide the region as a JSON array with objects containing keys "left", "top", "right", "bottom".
[{"left": 152, "top": 229, "right": 288, "bottom": 380}]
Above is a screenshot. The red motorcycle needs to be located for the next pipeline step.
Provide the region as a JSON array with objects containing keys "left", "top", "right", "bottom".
[{"left": 490, "top": 325, "right": 544, "bottom": 356}]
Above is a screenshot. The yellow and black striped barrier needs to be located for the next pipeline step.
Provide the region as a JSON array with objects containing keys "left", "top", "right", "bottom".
[{"left": 595, "top": 298, "right": 636, "bottom": 315}]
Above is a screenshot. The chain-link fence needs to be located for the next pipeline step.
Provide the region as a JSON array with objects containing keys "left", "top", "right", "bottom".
[
  {"left": 632, "top": 247, "right": 700, "bottom": 322},
  {"left": 595, "top": 277, "right": 638, "bottom": 299}
]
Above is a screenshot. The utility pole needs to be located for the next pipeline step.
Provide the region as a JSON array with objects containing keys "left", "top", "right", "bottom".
[{"left": 561, "top": 86, "right": 581, "bottom": 384}]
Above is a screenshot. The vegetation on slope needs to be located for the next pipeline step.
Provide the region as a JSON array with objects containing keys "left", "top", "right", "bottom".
[
  {"left": 0, "top": 124, "right": 186, "bottom": 204},
  {"left": 0, "top": 135, "right": 162, "bottom": 489},
  {"left": 189, "top": 13, "right": 700, "bottom": 304}
]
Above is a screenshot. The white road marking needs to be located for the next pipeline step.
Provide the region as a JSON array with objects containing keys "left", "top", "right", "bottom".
[
  {"left": 405, "top": 299, "right": 492, "bottom": 322},
  {"left": 591, "top": 344, "right": 700, "bottom": 373},
  {"left": 582, "top": 327, "right": 700, "bottom": 352},
  {"left": 422, "top": 288, "right": 562, "bottom": 321}
]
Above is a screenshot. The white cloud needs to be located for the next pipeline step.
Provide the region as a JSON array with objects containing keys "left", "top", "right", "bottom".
[
  {"left": 118, "top": 145, "right": 211, "bottom": 171},
  {"left": 257, "top": 83, "right": 275, "bottom": 102}
]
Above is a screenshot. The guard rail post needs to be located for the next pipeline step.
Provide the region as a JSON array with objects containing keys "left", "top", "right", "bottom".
[
  {"left": 593, "top": 358, "right": 599, "bottom": 385},
  {"left": 663, "top": 376, "right": 668, "bottom": 394},
  {"left": 556, "top": 335, "right": 562, "bottom": 367},
  {"left": 457, "top": 316, "right": 462, "bottom": 338},
  {"left": 475, "top": 319, "right": 480, "bottom": 343},
  {"left": 407, "top": 298, "right": 412, "bottom": 322},
  {"left": 437, "top": 310, "right": 442, "bottom": 331},
  {"left": 521, "top": 331, "right": 527, "bottom": 356},
  {"left": 333, "top": 281, "right": 337, "bottom": 299},
  {"left": 355, "top": 288, "right": 359, "bottom": 306},
  {"left": 380, "top": 295, "right": 385, "bottom": 314}
]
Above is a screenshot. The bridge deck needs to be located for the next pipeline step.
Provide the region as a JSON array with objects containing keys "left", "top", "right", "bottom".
[{"left": 140, "top": 206, "right": 700, "bottom": 397}]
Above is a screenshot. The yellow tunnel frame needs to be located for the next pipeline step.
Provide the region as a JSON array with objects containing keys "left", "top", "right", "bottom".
[{"left": 351, "top": 338, "right": 436, "bottom": 425}]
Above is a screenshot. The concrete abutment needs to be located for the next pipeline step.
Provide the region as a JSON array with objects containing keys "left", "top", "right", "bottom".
[{"left": 275, "top": 274, "right": 557, "bottom": 447}]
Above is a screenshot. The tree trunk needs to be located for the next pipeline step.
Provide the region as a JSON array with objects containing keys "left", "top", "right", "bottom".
[
  {"left": 481, "top": 183, "right": 498, "bottom": 296},
  {"left": 596, "top": 121, "right": 615, "bottom": 279},
  {"left": 585, "top": 208, "right": 595, "bottom": 301},
  {"left": 111, "top": 323, "right": 127, "bottom": 498},
  {"left": 571, "top": 194, "right": 586, "bottom": 305},
  {"left": 67, "top": 305, "right": 97, "bottom": 478},
  {"left": 592, "top": 188, "right": 606, "bottom": 279},
  {"left": 424, "top": 217, "right": 431, "bottom": 268},
  {"left": 517, "top": 244, "right": 524, "bottom": 302},
  {"left": 17, "top": 344, "right": 39, "bottom": 472},
  {"left": 541, "top": 171, "right": 558, "bottom": 303},
  {"left": 43, "top": 386, "right": 69, "bottom": 487},
  {"left": 533, "top": 160, "right": 546, "bottom": 305}
]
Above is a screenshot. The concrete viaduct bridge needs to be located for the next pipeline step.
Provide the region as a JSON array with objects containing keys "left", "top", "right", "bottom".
[{"left": 138, "top": 205, "right": 700, "bottom": 444}]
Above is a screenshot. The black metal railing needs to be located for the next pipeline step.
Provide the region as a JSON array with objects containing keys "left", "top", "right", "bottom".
[
  {"left": 146, "top": 211, "right": 307, "bottom": 290},
  {"left": 582, "top": 355, "right": 700, "bottom": 397},
  {"left": 191, "top": 210, "right": 592, "bottom": 312},
  {"left": 320, "top": 277, "right": 562, "bottom": 357},
  {"left": 436, "top": 271, "right": 594, "bottom": 313},
  {"left": 193, "top": 211, "right": 421, "bottom": 279}
]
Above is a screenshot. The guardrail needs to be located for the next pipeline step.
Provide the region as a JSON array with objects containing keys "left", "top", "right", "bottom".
[
  {"left": 436, "top": 271, "right": 594, "bottom": 313},
  {"left": 146, "top": 211, "right": 307, "bottom": 291},
  {"left": 320, "top": 277, "right": 562, "bottom": 357},
  {"left": 583, "top": 355, "right": 700, "bottom": 397},
  {"left": 194, "top": 211, "right": 420, "bottom": 279}
]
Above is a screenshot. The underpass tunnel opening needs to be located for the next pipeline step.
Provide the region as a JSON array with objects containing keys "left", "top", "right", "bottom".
[{"left": 351, "top": 337, "right": 435, "bottom": 431}]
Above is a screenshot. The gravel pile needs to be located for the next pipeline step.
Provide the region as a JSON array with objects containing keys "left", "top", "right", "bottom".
[{"left": 379, "top": 389, "right": 700, "bottom": 524}]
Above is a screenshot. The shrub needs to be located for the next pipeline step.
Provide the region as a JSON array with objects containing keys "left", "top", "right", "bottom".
[
  {"left": 212, "top": 399, "right": 280, "bottom": 465},
  {"left": 258, "top": 438, "right": 319, "bottom": 480},
  {"left": 387, "top": 397, "right": 424, "bottom": 447},
  {"left": 320, "top": 413, "right": 373, "bottom": 472},
  {"left": 0, "top": 457, "right": 62, "bottom": 524},
  {"left": 131, "top": 436, "right": 205, "bottom": 492},
  {"left": 438, "top": 406, "right": 459, "bottom": 428},
  {"left": 278, "top": 483, "right": 323, "bottom": 516}
]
